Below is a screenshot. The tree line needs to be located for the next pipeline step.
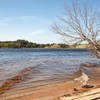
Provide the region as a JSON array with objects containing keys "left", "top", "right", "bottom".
[{"left": 0, "top": 40, "right": 69, "bottom": 48}]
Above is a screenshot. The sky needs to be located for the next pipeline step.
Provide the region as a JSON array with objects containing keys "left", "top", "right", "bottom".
[{"left": 0, "top": 0, "right": 100, "bottom": 43}]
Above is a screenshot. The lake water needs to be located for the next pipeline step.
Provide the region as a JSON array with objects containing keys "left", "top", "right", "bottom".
[{"left": 0, "top": 48, "right": 100, "bottom": 90}]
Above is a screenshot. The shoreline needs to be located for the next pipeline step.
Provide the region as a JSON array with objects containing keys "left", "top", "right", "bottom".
[
  {"left": 60, "top": 86, "right": 100, "bottom": 100},
  {"left": 0, "top": 79, "right": 82, "bottom": 100},
  {"left": 0, "top": 72, "right": 100, "bottom": 100},
  {"left": 0, "top": 64, "right": 100, "bottom": 100}
]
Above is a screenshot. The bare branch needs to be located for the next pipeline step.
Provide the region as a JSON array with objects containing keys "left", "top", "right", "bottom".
[{"left": 52, "top": 2, "right": 100, "bottom": 58}]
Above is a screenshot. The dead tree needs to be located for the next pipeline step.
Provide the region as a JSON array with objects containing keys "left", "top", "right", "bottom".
[{"left": 52, "top": 2, "right": 100, "bottom": 58}]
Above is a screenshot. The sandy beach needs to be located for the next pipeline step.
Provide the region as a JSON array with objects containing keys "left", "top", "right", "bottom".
[
  {"left": 0, "top": 70, "right": 100, "bottom": 100},
  {"left": 0, "top": 79, "right": 82, "bottom": 100}
]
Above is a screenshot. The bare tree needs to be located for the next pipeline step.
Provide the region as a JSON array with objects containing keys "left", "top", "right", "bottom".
[{"left": 52, "top": 2, "right": 100, "bottom": 58}]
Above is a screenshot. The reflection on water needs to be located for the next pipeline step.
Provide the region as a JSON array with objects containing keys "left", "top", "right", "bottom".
[{"left": 0, "top": 48, "right": 100, "bottom": 94}]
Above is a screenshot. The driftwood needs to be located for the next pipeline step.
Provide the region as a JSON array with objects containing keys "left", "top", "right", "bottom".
[{"left": 59, "top": 87, "right": 100, "bottom": 100}]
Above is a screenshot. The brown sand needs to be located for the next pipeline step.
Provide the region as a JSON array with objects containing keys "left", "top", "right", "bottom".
[
  {"left": 0, "top": 79, "right": 82, "bottom": 100},
  {"left": 0, "top": 64, "right": 100, "bottom": 100},
  {"left": 0, "top": 78, "right": 100, "bottom": 100}
]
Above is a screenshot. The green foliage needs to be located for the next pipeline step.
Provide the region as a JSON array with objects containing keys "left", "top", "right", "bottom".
[{"left": 0, "top": 40, "right": 69, "bottom": 48}]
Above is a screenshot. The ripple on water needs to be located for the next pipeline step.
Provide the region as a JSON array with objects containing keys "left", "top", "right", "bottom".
[{"left": 0, "top": 49, "right": 100, "bottom": 95}]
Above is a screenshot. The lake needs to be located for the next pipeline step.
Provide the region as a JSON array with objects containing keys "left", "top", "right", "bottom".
[{"left": 0, "top": 48, "right": 99, "bottom": 90}]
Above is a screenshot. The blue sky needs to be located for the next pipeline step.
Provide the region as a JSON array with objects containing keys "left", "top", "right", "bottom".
[{"left": 0, "top": 0, "right": 100, "bottom": 43}]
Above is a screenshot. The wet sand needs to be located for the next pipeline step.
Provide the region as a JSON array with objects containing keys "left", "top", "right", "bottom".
[
  {"left": 0, "top": 79, "right": 82, "bottom": 100},
  {"left": 0, "top": 64, "right": 100, "bottom": 100},
  {"left": 0, "top": 78, "right": 100, "bottom": 100}
]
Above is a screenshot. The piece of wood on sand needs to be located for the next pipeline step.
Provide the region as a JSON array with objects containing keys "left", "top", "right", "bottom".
[{"left": 59, "top": 87, "right": 100, "bottom": 100}]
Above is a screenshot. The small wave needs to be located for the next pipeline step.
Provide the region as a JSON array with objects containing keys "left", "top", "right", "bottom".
[{"left": 0, "top": 66, "right": 35, "bottom": 94}]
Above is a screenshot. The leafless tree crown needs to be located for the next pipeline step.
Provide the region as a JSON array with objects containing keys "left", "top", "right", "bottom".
[{"left": 52, "top": 2, "right": 100, "bottom": 58}]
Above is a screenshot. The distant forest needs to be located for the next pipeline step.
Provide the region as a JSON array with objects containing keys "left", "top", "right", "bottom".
[{"left": 0, "top": 40, "right": 70, "bottom": 48}]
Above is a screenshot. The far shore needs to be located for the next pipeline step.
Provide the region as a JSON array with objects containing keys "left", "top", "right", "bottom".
[{"left": 0, "top": 39, "right": 91, "bottom": 49}]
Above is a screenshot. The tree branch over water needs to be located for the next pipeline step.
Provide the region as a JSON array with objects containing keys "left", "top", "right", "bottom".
[{"left": 52, "top": 2, "right": 100, "bottom": 58}]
